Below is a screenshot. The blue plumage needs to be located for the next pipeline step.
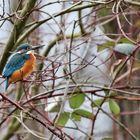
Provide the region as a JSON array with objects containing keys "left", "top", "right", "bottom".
[
  {"left": 2, "top": 43, "right": 43, "bottom": 90},
  {"left": 2, "top": 53, "right": 30, "bottom": 78},
  {"left": 2, "top": 43, "right": 31, "bottom": 79},
  {"left": 5, "top": 78, "right": 9, "bottom": 90},
  {"left": 16, "top": 43, "right": 32, "bottom": 52}
]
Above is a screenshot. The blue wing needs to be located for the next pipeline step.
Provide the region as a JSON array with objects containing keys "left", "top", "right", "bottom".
[{"left": 2, "top": 53, "right": 30, "bottom": 78}]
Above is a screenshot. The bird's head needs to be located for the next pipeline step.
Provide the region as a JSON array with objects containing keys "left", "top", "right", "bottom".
[
  {"left": 15, "top": 43, "right": 44, "bottom": 54},
  {"left": 16, "top": 43, "right": 32, "bottom": 53}
]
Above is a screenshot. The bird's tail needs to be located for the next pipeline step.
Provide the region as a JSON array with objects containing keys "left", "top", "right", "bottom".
[{"left": 5, "top": 78, "right": 9, "bottom": 90}]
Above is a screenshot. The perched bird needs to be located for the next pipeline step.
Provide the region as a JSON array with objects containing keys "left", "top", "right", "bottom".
[{"left": 2, "top": 43, "right": 44, "bottom": 90}]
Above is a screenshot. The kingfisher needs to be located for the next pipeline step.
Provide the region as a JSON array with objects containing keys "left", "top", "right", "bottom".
[{"left": 2, "top": 43, "right": 44, "bottom": 90}]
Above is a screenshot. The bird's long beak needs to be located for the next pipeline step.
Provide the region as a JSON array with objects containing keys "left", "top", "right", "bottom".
[
  {"left": 31, "top": 45, "right": 45, "bottom": 50},
  {"left": 9, "top": 45, "right": 45, "bottom": 54}
]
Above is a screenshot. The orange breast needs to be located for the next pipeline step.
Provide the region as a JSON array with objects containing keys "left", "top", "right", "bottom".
[{"left": 8, "top": 53, "right": 36, "bottom": 84}]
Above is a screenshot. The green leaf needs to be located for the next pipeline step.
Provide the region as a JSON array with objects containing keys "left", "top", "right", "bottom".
[
  {"left": 73, "top": 109, "right": 94, "bottom": 119},
  {"left": 47, "top": 103, "right": 61, "bottom": 112},
  {"left": 109, "top": 91, "right": 117, "bottom": 96},
  {"left": 114, "top": 43, "right": 135, "bottom": 55},
  {"left": 69, "top": 93, "right": 85, "bottom": 109},
  {"left": 104, "top": 89, "right": 110, "bottom": 95},
  {"left": 55, "top": 112, "right": 70, "bottom": 127},
  {"left": 118, "top": 38, "right": 132, "bottom": 44},
  {"left": 91, "top": 99, "right": 104, "bottom": 107},
  {"left": 109, "top": 99, "right": 120, "bottom": 115},
  {"left": 71, "top": 112, "right": 81, "bottom": 121},
  {"left": 97, "top": 41, "right": 115, "bottom": 52},
  {"left": 102, "top": 138, "right": 113, "bottom": 140}
]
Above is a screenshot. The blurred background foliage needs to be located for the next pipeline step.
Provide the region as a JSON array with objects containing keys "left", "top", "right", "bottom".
[{"left": 0, "top": 0, "right": 140, "bottom": 140}]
